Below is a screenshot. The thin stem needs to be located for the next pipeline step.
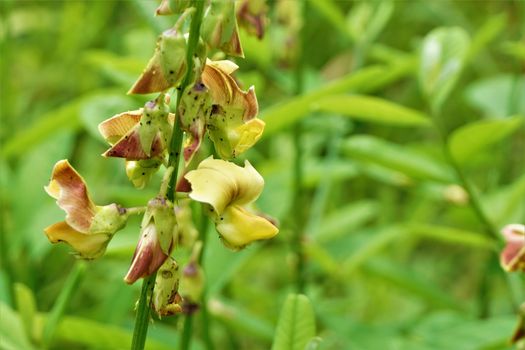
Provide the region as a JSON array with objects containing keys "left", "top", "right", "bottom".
[
  {"left": 198, "top": 205, "right": 214, "bottom": 350},
  {"left": 159, "top": 166, "right": 175, "bottom": 197},
  {"left": 291, "top": 1, "right": 306, "bottom": 293},
  {"left": 131, "top": 273, "right": 156, "bottom": 350},
  {"left": 167, "top": 0, "right": 206, "bottom": 201},
  {"left": 430, "top": 112, "right": 499, "bottom": 240},
  {"left": 131, "top": 2, "right": 205, "bottom": 349},
  {"left": 126, "top": 207, "right": 147, "bottom": 216}
]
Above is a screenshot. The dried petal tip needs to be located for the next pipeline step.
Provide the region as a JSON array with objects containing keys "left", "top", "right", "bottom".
[{"left": 500, "top": 224, "right": 525, "bottom": 272}]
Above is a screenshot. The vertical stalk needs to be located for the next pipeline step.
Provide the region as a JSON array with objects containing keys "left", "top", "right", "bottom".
[
  {"left": 198, "top": 205, "right": 214, "bottom": 350},
  {"left": 291, "top": 1, "right": 306, "bottom": 293},
  {"left": 131, "top": 2, "right": 205, "bottom": 350}
]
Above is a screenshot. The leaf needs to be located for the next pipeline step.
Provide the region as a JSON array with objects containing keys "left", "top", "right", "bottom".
[
  {"left": 448, "top": 115, "right": 524, "bottom": 163},
  {"left": 262, "top": 59, "right": 416, "bottom": 135},
  {"left": 346, "top": 0, "right": 394, "bottom": 45},
  {"left": 419, "top": 27, "right": 470, "bottom": 111},
  {"left": 307, "top": 0, "right": 350, "bottom": 41},
  {"left": 466, "top": 75, "right": 525, "bottom": 117},
  {"left": 314, "top": 201, "right": 378, "bottom": 243},
  {"left": 407, "top": 224, "right": 497, "bottom": 250},
  {"left": 342, "top": 136, "right": 454, "bottom": 183},
  {"left": 1, "top": 89, "right": 122, "bottom": 160},
  {"left": 313, "top": 95, "right": 432, "bottom": 127},
  {"left": 483, "top": 173, "right": 525, "bottom": 226},
  {"left": 14, "top": 283, "right": 38, "bottom": 343},
  {"left": 272, "top": 294, "right": 316, "bottom": 350},
  {"left": 209, "top": 298, "right": 274, "bottom": 341},
  {"left": 0, "top": 303, "right": 36, "bottom": 350}
]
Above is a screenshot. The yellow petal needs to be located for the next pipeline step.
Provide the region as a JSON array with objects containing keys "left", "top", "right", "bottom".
[
  {"left": 44, "top": 221, "right": 109, "bottom": 259},
  {"left": 205, "top": 59, "right": 238, "bottom": 75},
  {"left": 185, "top": 158, "right": 263, "bottom": 214},
  {"left": 44, "top": 160, "right": 97, "bottom": 233},
  {"left": 216, "top": 205, "right": 278, "bottom": 250},
  {"left": 232, "top": 118, "right": 265, "bottom": 156},
  {"left": 98, "top": 110, "right": 142, "bottom": 145}
]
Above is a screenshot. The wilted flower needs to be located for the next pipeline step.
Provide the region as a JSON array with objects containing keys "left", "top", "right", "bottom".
[
  {"left": 152, "top": 257, "right": 183, "bottom": 317},
  {"left": 185, "top": 158, "right": 278, "bottom": 250},
  {"left": 129, "top": 28, "right": 187, "bottom": 94},
  {"left": 202, "top": 60, "right": 264, "bottom": 159},
  {"left": 44, "top": 160, "right": 129, "bottom": 259},
  {"left": 201, "top": 0, "right": 243, "bottom": 57},
  {"left": 99, "top": 97, "right": 173, "bottom": 160},
  {"left": 500, "top": 224, "right": 525, "bottom": 272},
  {"left": 124, "top": 197, "right": 177, "bottom": 284}
]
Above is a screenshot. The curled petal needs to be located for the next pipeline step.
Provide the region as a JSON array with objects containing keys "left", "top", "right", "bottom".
[
  {"left": 98, "top": 110, "right": 142, "bottom": 144},
  {"left": 500, "top": 224, "right": 525, "bottom": 272},
  {"left": 185, "top": 158, "right": 263, "bottom": 214},
  {"left": 44, "top": 221, "right": 110, "bottom": 259},
  {"left": 202, "top": 63, "right": 258, "bottom": 120},
  {"left": 124, "top": 223, "right": 168, "bottom": 284},
  {"left": 215, "top": 206, "right": 278, "bottom": 250},
  {"left": 102, "top": 126, "right": 166, "bottom": 160},
  {"left": 45, "top": 160, "right": 96, "bottom": 233}
]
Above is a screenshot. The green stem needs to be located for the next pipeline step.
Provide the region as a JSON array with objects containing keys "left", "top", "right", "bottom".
[
  {"left": 42, "top": 261, "right": 86, "bottom": 349},
  {"left": 291, "top": 1, "right": 306, "bottom": 293},
  {"left": 430, "top": 113, "right": 499, "bottom": 240},
  {"left": 131, "top": 273, "right": 156, "bottom": 350},
  {"left": 167, "top": 0, "right": 206, "bottom": 201},
  {"left": 132, "top": 2, "right": 205, "bottom": 349},
  {"left": 126, "top": 207, "right": 147, "bottom": 216},
  {"left": 198, "top": 205, "right": 214, "bottom": 350}
]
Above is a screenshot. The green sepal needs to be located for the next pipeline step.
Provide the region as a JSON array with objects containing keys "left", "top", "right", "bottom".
[
  {"left": 138, "top": 96, "right": 171, "bottom": 156},
  {"left": 143, "top": 197, "right": 177, "bottom": 254},
  {"left": 89, "top": 204, "right": 129, "bottom": 235},
  {"left": 126, "top": 158, "right": 163, "bottom": 189},
  {"left": 159, "top": 28, "right": 188, "bottom": 86}
]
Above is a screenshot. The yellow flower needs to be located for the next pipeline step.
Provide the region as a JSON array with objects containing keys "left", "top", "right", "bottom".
[
  {"left": 44, "top": 160, "right": 128, "bottom": 259},
  {"left": 202, "top": 60, "right": 265, "bottom": 159},
  {"left": 185, "top": 158, "right": 278, "bottom": 250}
]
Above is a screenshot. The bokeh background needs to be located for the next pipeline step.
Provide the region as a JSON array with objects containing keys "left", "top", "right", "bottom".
[{"left": 1, "top": 1, "right": 524, "bottom": 349}]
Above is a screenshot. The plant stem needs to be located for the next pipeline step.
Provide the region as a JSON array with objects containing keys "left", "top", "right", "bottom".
[
  {"left": 126, "top": 207, "right": 147, "bottom": 216},
  {"left": 430, "top": 113, "right": 499, "bottom": 240},
  {"left": 131, "top": 273, "right": 156, "bottom": 350},
  {"left": 291, "top": 1, "right": 306, "bottom": 293},
  {"left": 198, "top": 205, "right": 214, "bottom": 350},
  {"left": 131, "top": 2, "right": 205, "bottom": 349}
]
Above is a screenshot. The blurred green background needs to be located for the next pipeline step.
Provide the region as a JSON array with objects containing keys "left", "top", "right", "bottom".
[{"left": 1, "top": 0, "right": 524, "bottom": 349}]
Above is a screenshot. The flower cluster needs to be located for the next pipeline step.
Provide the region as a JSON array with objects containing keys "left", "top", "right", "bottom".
[{"left": 44, "top": 0, "right": 276, "bottom": 317}]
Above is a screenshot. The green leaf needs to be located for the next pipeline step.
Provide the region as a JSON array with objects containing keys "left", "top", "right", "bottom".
[
  {"left": 407, "top": 224, "right": 497, "bottom": 250},
  {"left": 342, "top": 136, "right": 454, "bottom": 183},
  {"left": 262, "top": 60, "right": 416, "bottom": 135},
  {"left": 272, "top": 294, "right": 316, "bottom": 350},
  {"left": 209, "top": 298, "right": 274, "bottom": 341},
  {"left": 14, "top": 283, "right": 38, "bottom": 343},
  {"left": 307, "top": 0, "right": 350, "bottom": 41},
  {"left": 313, "top": 95, "right": 432, "bottom": 127},
  {"left": 419, "top": 27, "right": 470, "bottom": 111},
  {"left": 483, "top": 173, "right": 525, "bottom": 226},
  {"left": 346, "top": 0, "right": 394, "bottom": 45},
  {"left": 0, "top": 303, "right": 36, "bottom": 350},
  {"left": 448, "top": 115, "right": 524, "bottom": 163},
  {"left": 466, "top": 75, "right": 525, "bottom": 117}
]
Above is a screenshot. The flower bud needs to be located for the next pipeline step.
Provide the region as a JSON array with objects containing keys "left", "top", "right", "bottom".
[
  {"left": 152, "top": 257, "right": 183, "bottom": 317},
  {"left": 125, "top": 158, "right": 163, "bottom": 189},
  {"left": 179, "top": 242, "right": 205, "bottom": 311},
  {"left": 155, "top": 0, "right": 192, "bottom": 16},
  {"left": 500, "top": 224, "right": 525, "bottom": 272},
  {"left": 124, "top": 197, "right": 177, "bottom": 284},
  {"left": 236, "top": 0, "right": 267, "bottom": 39},
  {"left": 175, "top": 199, "right": 198, "bottom": 248},
  {"left": 201, "top": 0, "right": 243, "bottom": 57}
]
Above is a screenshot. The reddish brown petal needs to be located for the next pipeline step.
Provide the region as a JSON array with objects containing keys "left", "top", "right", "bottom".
[
  {"left": 124, "top": 224, "right": 169, "bottom": 284},
  {"left": 128, "top": 55, "right": 171, "bottom": 95},
  {"left": 501, "top": 241, "right": 525, "bottom": 272},
  {"left": 98, "top": 110, "right": 142, "bottom": 144},
  {"left": 44, "top": 221, "right": 109, "bottom": 259},
  {"left": 102, "top": 126, "right": 165, "bottom": 160},
  {"left": 45, "top": 160, "right": 96, "bottom": 232}
]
